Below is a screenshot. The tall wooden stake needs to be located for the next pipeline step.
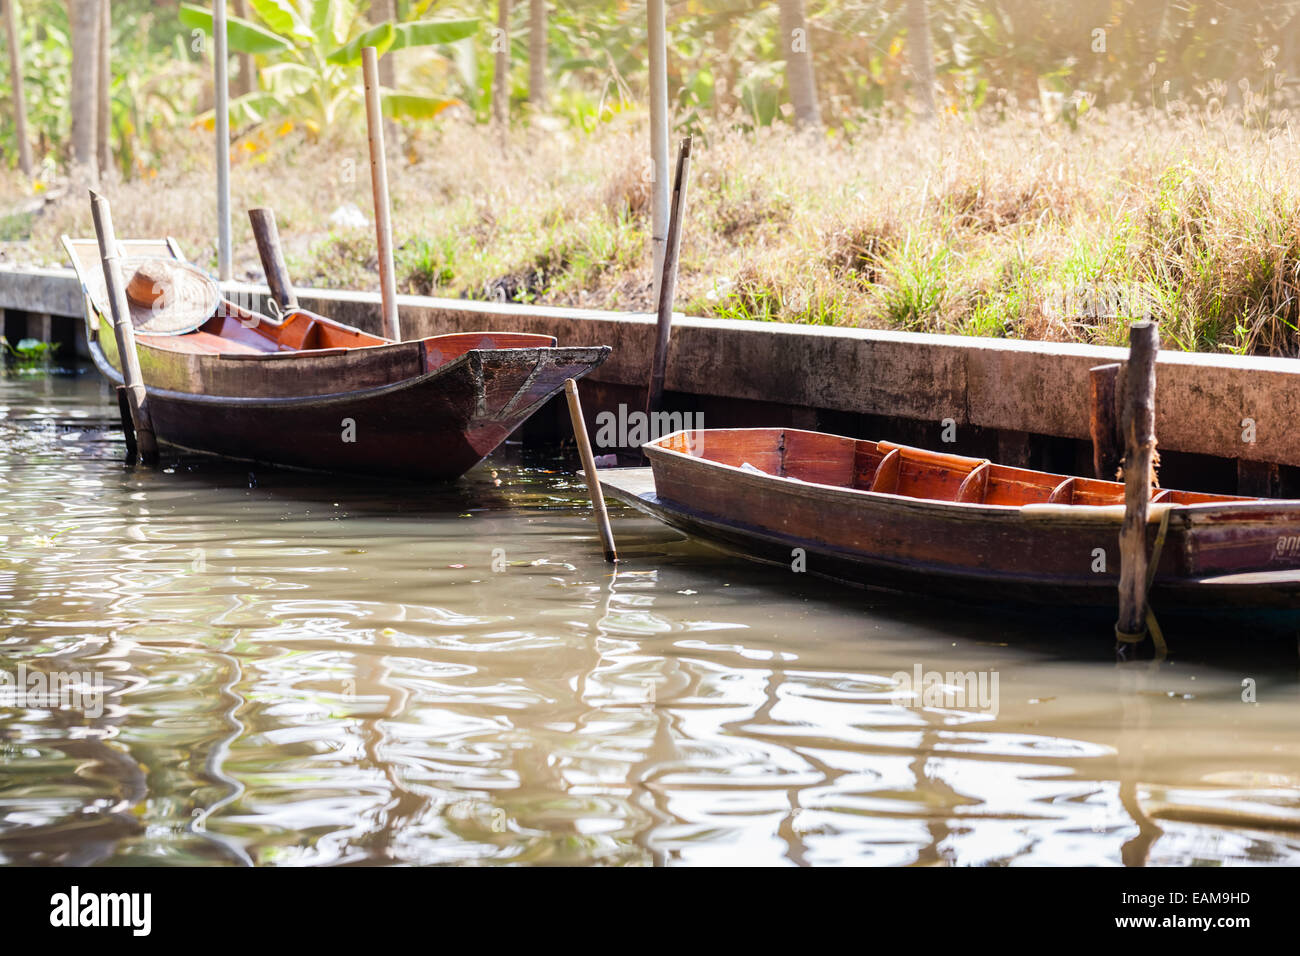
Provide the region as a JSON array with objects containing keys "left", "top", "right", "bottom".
[
  {"left": 362, "top": 45, "right": 400, "bottom": 341},
  {"left": 89, "top": 190, "right": 157, "bottom": 464},
  {"left": 248, "top": 207, "right": 298, "bottom": 313},
  {"left": 645, "top": 136, "right": 692, "bottom": 422},
  {"left": 1089, "top": 362, "right": 1121, "bottom": 480},
  {"left": 565, "top": 379, "right": 618, "bottom": 564},
  {"left": 647, "top": 0, "right": 669, "bottom": 305},
  {"left": 4, "top": 0, "right": 32, "bottom": 176},
  {"left": 1116, "top": 322, "right": 1159, "bottom": 642},
  {"left": 214, "top": 0, "right": 232, "bottom": 281}
]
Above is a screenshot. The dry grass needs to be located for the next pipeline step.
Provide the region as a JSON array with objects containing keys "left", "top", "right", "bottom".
[{"left": 3, "top": 103, "right": 1299, "bottom": 354}]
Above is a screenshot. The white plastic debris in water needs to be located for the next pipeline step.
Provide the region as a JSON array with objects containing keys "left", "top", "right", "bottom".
[{"left": 328, "top": 203, "right": 369, "bottom": 230}]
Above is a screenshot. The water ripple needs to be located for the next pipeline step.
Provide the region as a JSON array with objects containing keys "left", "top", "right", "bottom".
[{"left": 2, "top": 374, "right": 1299, "bottom": 865}]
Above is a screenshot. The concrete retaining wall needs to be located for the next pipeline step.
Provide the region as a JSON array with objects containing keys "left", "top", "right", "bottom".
[
  {"left": 259, "top": 282, "right": 1300, "bottom": 471},
  {"left": 4, "top": 266, "right": 1299, "bottom": 476}
]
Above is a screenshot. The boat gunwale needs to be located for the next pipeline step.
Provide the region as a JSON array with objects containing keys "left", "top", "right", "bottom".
[{"left": 642, "top": 427, "right": 1300, "bottom": 520}]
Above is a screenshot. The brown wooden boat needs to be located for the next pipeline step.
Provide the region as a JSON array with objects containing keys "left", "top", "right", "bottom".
[
  {"left": 62, "top": 237, "right": 609, "bottom": 480},
  {"left": 597, "top": 427, "right": 1300, "bottom": 610}
]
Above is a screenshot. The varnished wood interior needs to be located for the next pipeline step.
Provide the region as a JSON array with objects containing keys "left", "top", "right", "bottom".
[
  {"left": 654, "top": 428, "right": 1257, "bottom": 507},
  {"left": 138, "top": 308, "right": 389, "bottom": 355},
  {"left": 135, "top": 305, "right": 558, "bottom": 371}
]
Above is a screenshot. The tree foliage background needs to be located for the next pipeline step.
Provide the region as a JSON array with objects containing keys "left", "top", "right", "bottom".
[{"left": 1, "top": 0, "right": 1298, "bottom": 178}]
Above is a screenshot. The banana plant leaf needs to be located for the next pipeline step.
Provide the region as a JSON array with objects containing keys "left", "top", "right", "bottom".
[{"left": 178, "top": 3, "right": 295, "bottom": 55}]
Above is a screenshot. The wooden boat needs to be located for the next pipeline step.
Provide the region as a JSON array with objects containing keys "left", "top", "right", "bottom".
[
  {"left": 62, "top": 237, "right": 609, "bottom": 480},
  {"left": 598, "top": 428, "right": 1300, "bottom": 610}
]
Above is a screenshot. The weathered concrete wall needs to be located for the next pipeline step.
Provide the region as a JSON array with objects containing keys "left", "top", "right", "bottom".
[
  {"left": 4, "top": 266, "right": 1299, "bottom": 469},
  {"left": 0, "top": 267, "right": 85, "bottom": 319}
]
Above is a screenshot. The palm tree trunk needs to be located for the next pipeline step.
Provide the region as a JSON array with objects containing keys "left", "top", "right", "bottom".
[
  {"left": 68, "top": 0, "right": 98, "bottom": 182},
  {"left": 777, "top": 0, "right": 820, "bottom": 129},
  {"left": 713, "top": 17, "right": 734, "bottom": 118},
  {"left": 906, "top": 0, "right": 937, "bottom": 116},
  {"left": 3, "top": 0, "right": 33, "bottom": 175},
  {"left": 96, "top": 0, "right": 110, "bottom": 177},
  {"left": 493, "top": 0, "right": 511, "bottom": 127},
  {"left": 528, "top": 0, "right": 546, "bottom": 112},
  {"left": 371, "top": 0, "right": 396, "bottom": 90},
  {"left": 233, "top": 0, "right": 254, "bottom": 97},
  {"left": 370, "top": 0, "right": 397, "bottom": 149}
]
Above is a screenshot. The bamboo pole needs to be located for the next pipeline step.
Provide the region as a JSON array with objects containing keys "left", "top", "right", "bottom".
[
  {"left": 362, "top": 45, "right": 400, "bottom": 341},
  {"left": 1115, "top": 322, "right": 1159, "bottom": 642},
  {"left": 647, "top": 0, "right": 669, "bottom": 306},
  {"left": 90, "top": 190, "right": 157, "bottom": 464},
  {"left": 248, "top": 207, "right": 297, "bottom": 313},
  {"left": 213, "top": 0, "right": 232, "bottom": 281},
  {"left": 645, "top": 136, "right": 692, "bottom": 421},
  {"left": 1089, "top": 362, "right": 1121, "bottom": 480},
  {"left": 564, "top": 379, "right": 618, "bottom": 564},
  {"left": 4, "top": 0, "right": 32, "bottom": 176}
]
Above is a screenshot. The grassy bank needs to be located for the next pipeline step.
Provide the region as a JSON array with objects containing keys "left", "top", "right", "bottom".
[{"left": 3, "top": 105, "right": 1299, "bottom": 355}]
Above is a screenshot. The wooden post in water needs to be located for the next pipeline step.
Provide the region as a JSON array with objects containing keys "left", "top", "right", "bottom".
[
  {"left": 362, "top": 45, "right": 400, "bottom": 342},
  {"left": 1089, "top": 362, "right": 1121, "bottom": 481},
  {"left": 564, "top": 379, "right": 618, "bottom": 564},
  {"left": 213, "top": 0, "right": 232, "bottom": 281},
  {"left": 1115, "top": 322, "right": 1159, "bottom": 642},
  {"left": 248, "top": 207, "right": 298, "bottom": 314},
  {"left": 645, "top": 136, "right": 692, "bottom": 422},
  {"left": 89, "top": 190, "right": 157, "bottom": 464},
  {"left": 4, "top": 0, "right": 33, "bottom": 176}
]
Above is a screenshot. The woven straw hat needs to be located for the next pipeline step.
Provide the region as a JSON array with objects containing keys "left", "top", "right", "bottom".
[{"left": 85, "top": 257, "right": 220, "bottom": 335}]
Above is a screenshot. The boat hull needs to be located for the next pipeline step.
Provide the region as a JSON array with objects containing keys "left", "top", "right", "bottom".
[
  {"left": 65, "top": 234, "right": 609, "bottom": 480},
  {"left": 91, "top": 337, "right": 609, "bottom": 481},
  {"left": 604, "top": 428, "right": 1300, "bottom": 611}
]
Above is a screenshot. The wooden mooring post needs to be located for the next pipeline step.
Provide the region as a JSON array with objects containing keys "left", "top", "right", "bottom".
[
  {"left": 1115, "top": 322, "right": 1159, "bottom": 642},
  {"left": 248, "top": 207, "right": 298, "bottom": 314},
  {"left": 1089, "top": 362, "right": 1121, "bottom": 481},
  {"left": 644, "top": 135, "right": 692, "bottom": 422}
]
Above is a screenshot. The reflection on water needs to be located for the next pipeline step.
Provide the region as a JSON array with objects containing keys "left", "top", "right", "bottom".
[{"left": 2, "top": 372, "right": 1299, "bottom": 866}]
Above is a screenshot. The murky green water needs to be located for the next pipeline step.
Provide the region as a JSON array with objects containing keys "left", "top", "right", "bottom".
[{"left": 2, "top": 371, "right": 1299, "bottom": 866}]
